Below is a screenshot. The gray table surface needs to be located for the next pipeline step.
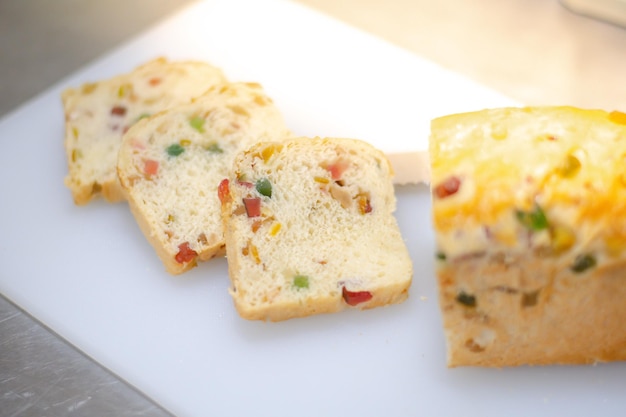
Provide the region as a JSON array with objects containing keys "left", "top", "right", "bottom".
[{"left": 1, "top": 1, "right": 195, "bottom": 415}]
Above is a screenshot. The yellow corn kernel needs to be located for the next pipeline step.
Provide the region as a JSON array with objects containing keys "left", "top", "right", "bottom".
[
  {"left": 357, "top": 195, "right": 372, "bottom": 214},
  {"left": 269, "top": 222, "right": 282, "bottom": 236},
  {"left": 253, "top": 95, "right": 268, "bottom": 106},
  {"left": 550, "top": 225, "right": 576, "bottom": 254},
  {"left": 250, "top": 243, "right": 261, "bottom": 264},
  {"left": 242, "top": 242, "right": 261, "bottom": 264},
  {"left": 180, "top": 139, "right": 191, "bottom": 147},
  {"left": 260, "top": 144, "right": 283, "bottom": 163},
  {"left": 228, "top": 105, "right": 250, "bottom": 117},
  {"left": 558, "top": 154, "right": 581, "bottom": 178},
  {"left": 118, "top": 83, "right": 133, "bottom": 98}
]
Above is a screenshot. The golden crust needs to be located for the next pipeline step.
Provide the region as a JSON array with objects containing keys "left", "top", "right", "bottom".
[{"left": 438, "top": 253, "right": 626, "bottom": 367}]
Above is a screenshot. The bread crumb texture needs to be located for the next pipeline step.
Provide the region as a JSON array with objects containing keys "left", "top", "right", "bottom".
[
  {"left": 221, "top": 137, "right": 413, "bottom": 321},
  {"left": 117, "top": 82, "right": 291, "bottom": 274},
  {"left": 430, "top": 106, "right": 626, "bottom": 366},
  {"left": 63, "top": 57, "right": 226, "bottom": 205}
]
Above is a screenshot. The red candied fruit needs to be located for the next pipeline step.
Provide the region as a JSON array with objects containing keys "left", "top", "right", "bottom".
[
  {"left": 342, "top": 287, "right": 373, "bottom": 306},
  {"left": 434, "top": 176, "right": 461, "bottom": 199},
  {"left": 144, "top": 159, "right": 159, "bottom": 176},
  {"left": 243, "top": 197, "right": 261, "bottom": 217},
  {"left": 218, "top": 178, "right": 231, "bottom": 204},
  {"left": 175, "top": 242, "right": 197, "bottom": 264},
  {"left": 111, "top": 105, "right": 127, "bottom": 116}
]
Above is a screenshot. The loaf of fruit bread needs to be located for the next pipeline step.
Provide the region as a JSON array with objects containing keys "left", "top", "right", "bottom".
[
  {"left": 219, "top": 137, "right": 413, "bottom": 321},
  {"left": 430, "top": 106, "right": 626, "bottom": 367},
  {"left": 62, "top": 57, "right": 226, "bottom": 205},
  {"left": 117, "top": 82, "right": 291, "bottom": 274}
]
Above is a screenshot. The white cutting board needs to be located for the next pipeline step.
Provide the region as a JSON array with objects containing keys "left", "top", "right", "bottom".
[{"left": 1, "top": 0, "right": 624, "bottom": 416}]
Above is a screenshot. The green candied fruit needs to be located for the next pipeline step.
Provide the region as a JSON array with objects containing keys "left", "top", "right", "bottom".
[
  {"left": 456, "top": 291, "right": 476, "bottom": 307},
  {"left": 293, "top": 275, "right": 309, "bottom": 289},
  {"left": 571, "top": 253, "right": 597, "bottom": 273},
  {"left": 166, "top": 143, "right": 185, "bottom": 157},
  {"left": 189, "top": 116, "right": 205, "bottom": 133},
  {"left": 515, "top": 204, "right": 548, "bottom": 231},
  {"left": 255, "top": 178, "right": 272, "bottom": 198},
  {"left": 206, "top": 143, "right": 223, "bottom": 154},
  {"left": 436, "top": 251, "right": 446, "bottom": 261}
]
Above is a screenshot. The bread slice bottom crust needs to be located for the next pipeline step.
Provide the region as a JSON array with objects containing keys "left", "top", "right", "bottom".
[
  {"left": 123, "top": 188, "right": 225, "bottom": 275},
  {"left": 437, "top": 252, "right": 626, "bottom": 367}
]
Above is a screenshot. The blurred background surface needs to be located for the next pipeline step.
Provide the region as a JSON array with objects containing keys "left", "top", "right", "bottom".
[{"left": 1, "top": 0, "right": 625, "bottom": 119}]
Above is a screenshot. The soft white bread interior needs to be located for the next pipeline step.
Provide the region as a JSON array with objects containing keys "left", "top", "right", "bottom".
[
  {"left": 430, "top": 106, "right": 626, "bottom": 367},
  {"left": 63, "top": 57, "right": 226, "bottom": 205},
  {"left": 220, "top": 137, "right": 413, "bottom": 321},
  {"left": 117, "top": 82, "right": 291, "bottom": 274}
]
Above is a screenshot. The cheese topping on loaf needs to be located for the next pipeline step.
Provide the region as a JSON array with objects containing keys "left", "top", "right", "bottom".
[
  {"left": 431, "top": 107, "right": 626, "bottom": 266},
  {"left": 220, "top": 137, "right": 413, "bottom": 321},
  {"left": 63, "top": 57, "right": 226, "bottom": 205},
  {"left": 117, "top": 82, "right": 291, "bottom": 274}
]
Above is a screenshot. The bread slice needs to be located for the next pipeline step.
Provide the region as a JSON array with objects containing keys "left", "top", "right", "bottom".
[
  {"left": 117, "top": 82, "right": 291, "bottom": 275},
  {"left": 219, "top": 137, "right": 413, "bottom": 321},
  {"left": 430, "top": 106, "right": 626, "bottom": 367},
  {"left": 62, "top": 57, "right": 227, "bottom": 205}
]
